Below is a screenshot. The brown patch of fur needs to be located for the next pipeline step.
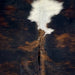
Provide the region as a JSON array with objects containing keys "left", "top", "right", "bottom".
[{"left": 55, "top": 33, "right": 75, "bottom": 52}]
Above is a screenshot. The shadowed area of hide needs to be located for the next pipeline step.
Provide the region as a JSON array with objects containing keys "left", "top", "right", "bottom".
[
  {"left": 45, "top": 0, "right": 75, "bottom": 74},
  {"left": 0, "top": 0, "right": 39, "bottom": 75}
]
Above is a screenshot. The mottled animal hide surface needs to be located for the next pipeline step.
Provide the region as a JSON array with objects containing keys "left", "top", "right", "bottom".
[{"left": 0, "top": 0, "right": 75, "bottom": 75}]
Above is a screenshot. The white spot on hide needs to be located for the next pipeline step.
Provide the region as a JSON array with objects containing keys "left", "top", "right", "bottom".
[{"left": 28, "top": 0, "right": 63, "bottom": 35}]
